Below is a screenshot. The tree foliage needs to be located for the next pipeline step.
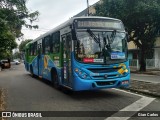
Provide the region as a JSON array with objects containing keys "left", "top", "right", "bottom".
[
  {"left": 0, "top": 18, "right": 17, "bottom": 59},
  {"left": 19, "top": 39, "right": 32, "bottom": 52},
  {"left": 0, "top": 0, "right": 39, "bottom": 59},
  {"left": 12, "top": 51, "right": 21, "bottom": 59},
  {"left": 95, "top": 0, "right": 160, "bottom": 71}
]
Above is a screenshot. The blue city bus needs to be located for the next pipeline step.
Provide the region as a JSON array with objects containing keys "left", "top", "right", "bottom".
[{"left": 24, "top": 16, "right": 130, "bottom": 91}]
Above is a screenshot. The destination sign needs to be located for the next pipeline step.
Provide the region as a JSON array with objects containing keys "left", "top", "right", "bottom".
[{"left": 76, "top": 20, "right": 123, "bottom": 30}]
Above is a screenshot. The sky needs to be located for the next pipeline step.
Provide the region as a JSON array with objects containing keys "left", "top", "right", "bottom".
[{"left": 21, "top": 0, "right": 99, "bottom": 42}]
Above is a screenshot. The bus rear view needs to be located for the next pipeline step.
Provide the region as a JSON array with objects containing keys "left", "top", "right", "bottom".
[{"left": 71, "top": 17, "right": 130, "bottom": 91}]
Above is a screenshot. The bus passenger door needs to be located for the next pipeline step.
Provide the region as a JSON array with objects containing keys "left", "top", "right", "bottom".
[
  {"left": 37, "top": 40, "right": 43, "bottom": 77},
  {"left": 62, "top": 34, "right": 72, "bottom": 86}
]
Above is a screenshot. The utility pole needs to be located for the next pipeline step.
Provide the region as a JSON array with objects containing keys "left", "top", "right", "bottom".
[{"left": 87, "top": 0, "right": 89, "bottom": 16}]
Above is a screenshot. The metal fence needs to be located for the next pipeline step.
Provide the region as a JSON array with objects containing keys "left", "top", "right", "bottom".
[{"left": 129, "top": 59, "right": 160, "bottom": 70}]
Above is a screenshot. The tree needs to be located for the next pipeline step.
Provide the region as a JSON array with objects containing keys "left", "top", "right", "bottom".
[
  {"left": 0, "top": 0, "right": 39, "bottom": 59},
  {"left": 0, "top": 0, "right": 39, "bottom": 37},
  {"left": 12, "top": 52, "right": 21, "bottom": 59},
  {"left": 19, "top": 39, "right": 32, "bottom": 52},
  {"left": 95, "top": 0, "right": 160, "bottom": 71},
  {"left": 18, "top": 39, "right": 32, "bottom": 60},
  {"left": 0, "top": 18, "right": 17, "bottom": 59}
]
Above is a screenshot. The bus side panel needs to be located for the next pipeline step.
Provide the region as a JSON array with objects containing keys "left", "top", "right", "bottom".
[
  {"left": 41, "top": 55, "right": 61, "bottom": 82},
  {"left": 26, "top": 56, "right": 37, "bottom": 75},
  {"left": 42, "top": 55, "right": 52, "bottom": 81},
  {"left": 24, "top": 61, "right": 29, "bottom": 71},
  {"left": 32, "top": 56, "right": 39, "bottom": 76},
  {"left": 37, "top": 54, "right": 43, "bottom": 77},
  {"left": 24, "top": 52, "right": 30, "bottom": 72}
]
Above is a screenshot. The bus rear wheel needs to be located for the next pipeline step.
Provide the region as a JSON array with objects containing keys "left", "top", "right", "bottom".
[{"left": 51, "top": 70, "right": 60, "bottom": 89}]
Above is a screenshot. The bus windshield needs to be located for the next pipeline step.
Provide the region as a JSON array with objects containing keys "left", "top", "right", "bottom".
[{"left": 74, "top": 30, "right": 127, "bottom": 64}]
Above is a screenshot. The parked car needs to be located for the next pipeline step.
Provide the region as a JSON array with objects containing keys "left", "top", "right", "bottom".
[
  {"left": 0, "top": 60, "right": 11, "bottom": 69},
  {"left": 11, "top": 59, "right": 20, "bottom": 65}
]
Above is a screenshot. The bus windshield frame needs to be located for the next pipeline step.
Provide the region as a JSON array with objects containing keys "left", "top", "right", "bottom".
[{"left": 73, "top": 18, "right": 127, "bottom": 65}]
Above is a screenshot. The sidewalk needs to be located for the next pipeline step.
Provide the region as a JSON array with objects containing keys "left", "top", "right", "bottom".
[
  {"left": 130, "top": 67, "right": 160, "bottom": 76},
  {"left": 123, "top": 69, "right": 160, "bottom": 98}
]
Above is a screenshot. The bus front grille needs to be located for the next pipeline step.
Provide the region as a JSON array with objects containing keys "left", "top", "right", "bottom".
[
  {"left": 87, "top": 68, "right": 120, "bottom": 73},
  {"left": 96, "top": 81, "right": 116, "bottom": 86},
  {"left": 92, "top": 74, "right": 118, "bottom": 79}
]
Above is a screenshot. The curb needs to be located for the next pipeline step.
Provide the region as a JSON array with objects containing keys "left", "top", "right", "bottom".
[{"left": 131, "top": 71, "right": 160, "bottom": 76}]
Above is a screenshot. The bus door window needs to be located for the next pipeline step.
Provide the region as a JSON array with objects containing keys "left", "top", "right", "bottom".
[
  {"left": 65, "top": 34, "right": 72, "bottom": 57},
  {"left": 44, "top": 36, "right": 51, "bottom": 54},
  {"left": 38, "top": 43, "right": 42, "bottom": 55},
  {"left": 26, "top": 48, "right": 29, "bottom": 57},
  {"left": 51, "top": 32, "right": 60, "bottom": 54},
  {"left": 33, "top": 42, "right": 37, "bottom": 56},
  {"left": 62, "top": 33, "right": 72, "bottom": 85},
  {"left": 66, "top": 34, "right": 72, "bottom": 85},
  {"left": 37, "top": 39, "right": 42, "bottom": 55}
]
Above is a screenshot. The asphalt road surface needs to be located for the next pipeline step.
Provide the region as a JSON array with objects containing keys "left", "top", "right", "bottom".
[{"left": 0, "top": 64, "right": 160, "bottom": 120}]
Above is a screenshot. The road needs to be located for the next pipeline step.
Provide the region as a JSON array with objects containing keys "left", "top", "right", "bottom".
[
  {"left": 0, "top": 64, "right": 160, "bottom": 120},
  {"left": 131, "top": 73, "right": 160, "bottom": 83}
]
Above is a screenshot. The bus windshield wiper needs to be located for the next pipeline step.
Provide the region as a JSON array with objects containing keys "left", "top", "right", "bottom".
[
  {"left": 109, "top": 30, "right": 116, "bottom": 44},
  {"left": 102, "top": 30, "right": 116, "bottom": 63},
  {"left": 86, "top": 29, "right": 101, "bottom": 52},
  {"left": 104, "top": 30, "right": 117, "bottom": 50}
]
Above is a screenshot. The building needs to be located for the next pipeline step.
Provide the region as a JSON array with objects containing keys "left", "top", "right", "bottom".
[
  {"left": 154, "top": 37, "right": 160, "bottom": 68},
  {"left": 74, "top": 1, "right": 101, "bottom": 17}
]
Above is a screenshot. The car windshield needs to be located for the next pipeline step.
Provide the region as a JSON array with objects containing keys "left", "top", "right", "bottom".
[{"left": 74, "top": 30, "right": 127, "bottom": 64}]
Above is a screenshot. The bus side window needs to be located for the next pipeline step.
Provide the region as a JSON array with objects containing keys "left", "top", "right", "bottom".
[
  {"left": 32, "top": 42, "right": 37, "bottom": 56},
  {"left": 51, "top": 31, "right": 60, "bottom": 53},
  {"left": 29, "top": 45, "right": 30, "bottom": 55},
  {"left": 42, "top": 39, "right": 45, "bottom": 54},
  {"left": 66, "top": 34, "right": 72, "bottom": 51},
  {"left": 26, "top": 48, "right": 29, "bottom": 55},
  {"left": 44, "top": 36, "right": 51, "bottom": 54}
]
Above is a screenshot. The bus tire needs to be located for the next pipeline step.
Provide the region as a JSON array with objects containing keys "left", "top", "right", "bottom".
[
  {"left": 51, "top": 69, "right": 60, "bottom": 89},
  {"left": 61, "top": 88, "right": 74, "bottom": 94}
]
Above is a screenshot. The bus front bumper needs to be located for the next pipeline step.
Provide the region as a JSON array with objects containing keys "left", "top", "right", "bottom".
[{"left": 72, "top": 74, "right": 130, "bottom": 91}]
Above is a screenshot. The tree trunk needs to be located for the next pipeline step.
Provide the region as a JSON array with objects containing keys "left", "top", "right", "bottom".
[{"left": 139, "top": 47, "right": 146, "bottom": 72}]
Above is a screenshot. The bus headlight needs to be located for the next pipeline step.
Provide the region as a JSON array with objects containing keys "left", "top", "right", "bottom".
[
  {"left": 81, "top": 73, "right": 88, "bottom": 79},
  {"left": 75, "top": 68, "right": 90, "bottom": 79}
]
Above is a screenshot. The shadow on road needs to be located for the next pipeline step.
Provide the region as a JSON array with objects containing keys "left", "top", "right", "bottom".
[{"left": 25, "top": 74, "right": 122, "bottom": 100}]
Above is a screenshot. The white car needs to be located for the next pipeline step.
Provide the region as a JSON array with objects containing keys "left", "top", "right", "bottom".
[{"left": 12, "top": 60, "right": 20, "bottom": 65}]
